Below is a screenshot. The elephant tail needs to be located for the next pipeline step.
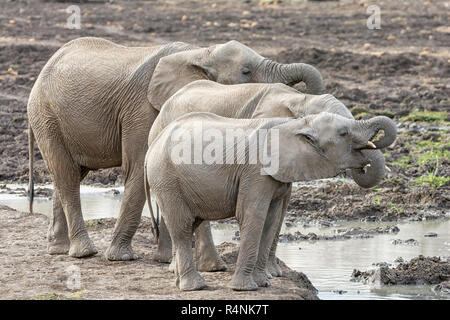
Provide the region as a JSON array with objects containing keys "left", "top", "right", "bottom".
[
  {"left": 28, "top": 124, "right": 34, "bottom": 214},
  {"left": 144, "top": 164, "right": 159, "bottom": 244}
]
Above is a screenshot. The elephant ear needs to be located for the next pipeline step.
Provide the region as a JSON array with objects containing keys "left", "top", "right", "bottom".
[
  {"left": 261, "top": 119, "right": 338, "bottom": 183},
  {"left": 252, "top": 84, "right": 307, "bottom": 119},
  {"left": 147, "top": 48, "right": 217, "bottom": 110}
]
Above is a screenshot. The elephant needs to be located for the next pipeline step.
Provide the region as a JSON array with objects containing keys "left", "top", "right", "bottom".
[
  {"left": 144, "top": 111, "right": 397, "bottom": 291},
  {"left": 27, "top": 37, "right": 324, "bottom": 260},
  {"left": 146, "top": 80, "right": 396, "bottom": 275}
]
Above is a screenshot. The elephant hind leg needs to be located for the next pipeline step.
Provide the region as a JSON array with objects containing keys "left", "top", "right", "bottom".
[
  {"left": 47, "top": 167, "right": 90, "bottom": 255},
  {"left": 38, "top": 129, "right": 97, "bottom": 258},
  {"left": 194, "top": 221, "right": 227, "bottom": 272},
  {"left": 161, "top": 197, "right": 206, "bottom": 291}
]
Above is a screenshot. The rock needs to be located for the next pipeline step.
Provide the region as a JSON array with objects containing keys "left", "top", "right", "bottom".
[
  {"left": 352, "top": 256, "right": 450, "bottom": 286},
  {"left": 424, "top": 232, "right": 438, "bottom": 237},
  {"left": 391, "top": 238, "right": 419, "bottom": 246},
  {"left": 387, "top": 34, "right": 396, "bottom": 41},
  {"left": 394, "top": 257, "right": 404, "bottom": 263}
]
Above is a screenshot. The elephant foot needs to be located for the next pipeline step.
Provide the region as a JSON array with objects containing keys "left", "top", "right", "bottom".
[
  {"left": 253, "top": 270, "right": 271, "bottom": 287},
  {"left": 69, "top": 235, "right": 98, "bottom": 258},
  {"left": 266, "top": 258, "right": 283, "bottom": 277},
  {"left": 105, "top": 243, "right": 138, "bottom": 261},
  {"left": 196, "top": 255, "right": 227, "bottom": 272},
  {"left": 228, "top": 274, "right": 258, "bottom": 291},
  {"left": 153, "top": 247, "right": 172, "bottom": 263},
  {"left": 47, "top": 241, "right": 69, "bottom": 255},
  {"left": 176, "top": 271, "right": 207, "bottom": 291}
]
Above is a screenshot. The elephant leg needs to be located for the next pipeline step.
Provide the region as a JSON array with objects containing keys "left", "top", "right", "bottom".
[
  {"left": 253, "top": 198, "right": 283, "bottom": 287},
  {"left": 38, "top": 133, "right": 97, "bottom": 258},
  {"left": 195, "top": 221, "right": 227, "bottom": 272},
  {"left": 266, "top": 185, "right": 291, "bottom": 277},
  {"left": 106, "top": 107, "right": 155, "bottom": 261},
  {"left": 163, "top": 197, "right": 206, "bottom": 291},
  {"left": 154, "top": 216, "right": 173, "bottom": 263},
  {"left": 47, "top": 167, "right": 89, "bottom": 255},
  {"left": 228, "top": 192, "right": 272, "bottom": 291}
]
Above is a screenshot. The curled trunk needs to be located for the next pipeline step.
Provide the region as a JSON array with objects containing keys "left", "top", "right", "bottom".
[
  {"left": 350, "top": 116, "right": 397, "bottom": 188},
  {"left": 262, "top": 59, "right": 325, "bottom": 94},
  {"left": 351, "top": 149, "right": 385, "bottom": 188},
  {"left": 355, "top": 116, "right": 397, "bottom": 149}
]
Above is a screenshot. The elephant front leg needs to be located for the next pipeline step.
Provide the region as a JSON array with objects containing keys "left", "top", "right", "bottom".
[
  {"left": 266, "top": 185, "right": 291, "bottom": 277},
  {"left": 253, "top": 198, "right": 283, "bottom": 287},
  {"left": 228, "top": 191, "right": 272, "bottom": 291},
  {"left": 195, "top": 221, "right": 227, "bottom": 272}
]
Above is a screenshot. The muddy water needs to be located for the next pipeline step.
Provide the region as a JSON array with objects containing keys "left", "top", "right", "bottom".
[{"left": 1, "top": 185, "right": 449, "bottom": 300}]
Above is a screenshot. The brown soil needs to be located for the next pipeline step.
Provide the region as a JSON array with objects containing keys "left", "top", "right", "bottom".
[
  {"left": 1, "top": 0, "right": 449, "bottom": 192},
  {"left": 0, "top": 205, "right": 318, "bottom": 300}
]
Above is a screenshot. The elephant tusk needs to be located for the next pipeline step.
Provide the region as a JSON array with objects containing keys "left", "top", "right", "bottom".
[
  {"left": 385, "top": 165, "right": 392, "bottom": 172},
  {"left": 366, "top": 141, "right": 377, "bottom": 149}
]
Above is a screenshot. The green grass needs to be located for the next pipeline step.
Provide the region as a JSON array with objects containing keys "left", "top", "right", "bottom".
[
  {"left": 85, "top": 220, "right": 98, "bottom": 227},
  {"left": 31, "top": 293, "right": 63, "bottom": 300},
  {"left": 414, "top": 172, "right": 450, "bottom": 189},
  {"left": 401, "top": 109, "right": 448, "bottom": 123},
  {"left": 390, "top": 155, "right": 411, "bottom": 169},
  {"left": 30, "top": 290, "right": 87, "bottom": 300}
]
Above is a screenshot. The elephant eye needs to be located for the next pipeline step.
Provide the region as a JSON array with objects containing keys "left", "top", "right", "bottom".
[{"left": 241, "top": 67, "right": 251, "bottom": 75}]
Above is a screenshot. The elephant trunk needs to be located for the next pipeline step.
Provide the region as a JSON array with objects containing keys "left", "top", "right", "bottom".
[
  {"left": 354, "top": 116, "right": 397, "bottom": 149},
  {"left": 261, "top": 59, "right": 324, "bottom": 94},
  {"left": 351, "top": 149, "right": 385, "bottom": 188},
  {"left": 350, "top": 116, "right": 397, "bottom": 189}
]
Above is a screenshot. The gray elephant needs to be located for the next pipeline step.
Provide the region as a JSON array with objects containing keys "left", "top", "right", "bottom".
[
  {"left": 27, "top": 37, "right": 324, "bottom": 260},
  {"left": 147, "top": 80, "right": 395, "bottom": 275},
  {"left": 145, "top": 111, "right": 397, "bottom": 291}
]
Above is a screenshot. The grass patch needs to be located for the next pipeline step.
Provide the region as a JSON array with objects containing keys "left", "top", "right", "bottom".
[
  {"left": 31, "top": 293, "right": 64, "bottom": 300},
  {"left": 30, "top": 290, "right": 87, "bottom": 300},
  {"left": 401, "top": 109, "right": 447, "bottom": 123},
  {"left": 85, "top": 220, "right": 98, "bottom": 227},
  {"left": 390, "top": 155, "right": 411, "bottom": 169},
  {"left": 414, "top": 173, "right": 450, "bottom": 189}
]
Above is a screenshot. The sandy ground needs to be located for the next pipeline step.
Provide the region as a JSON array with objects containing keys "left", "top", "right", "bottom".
[{"left": 0, "top": 205, "right": 318, "bottom": 300}]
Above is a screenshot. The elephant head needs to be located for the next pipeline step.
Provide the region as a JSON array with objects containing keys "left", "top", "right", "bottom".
[
  {"left": 147, "top": 40, "right": 324, "bottom": 110},
  {"left": 262, "top": 112, "right": 397, "bottom": 184},
  {"left": 275, "top": 92, "right": 394, "bottom": 188}
]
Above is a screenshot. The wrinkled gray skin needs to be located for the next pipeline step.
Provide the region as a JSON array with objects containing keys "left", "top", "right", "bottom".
[
  {"left": 27, "top": 37, "right": 324, "bottom": 260},
  {"left": 145, "top": 112, "right": 397, "bottom": 291},
  {"left": 148, "top": 80, "right": 396, "bottom": 275}
]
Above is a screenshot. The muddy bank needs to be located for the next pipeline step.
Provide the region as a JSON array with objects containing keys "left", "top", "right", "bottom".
[
  {"left": 278, "top": 225, "right": 400, "bottom": 242},
  {"left": 0, "top": 205, "right": 318, "bottom": 300},
  {"left": 351, "top": 256, "right": 450, "bottom": 290}
]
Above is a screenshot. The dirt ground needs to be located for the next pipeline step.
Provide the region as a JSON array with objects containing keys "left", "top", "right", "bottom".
[
  {"left": 0, "top": 205, "right": 317, "bottom": 300},
  {"left": 0, "top": 0, "right": 449, "bottom": 299}
]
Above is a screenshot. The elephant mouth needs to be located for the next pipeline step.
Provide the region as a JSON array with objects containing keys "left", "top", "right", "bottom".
[{"left": 354, "top": 140, "right": 378, "bottom": 151}]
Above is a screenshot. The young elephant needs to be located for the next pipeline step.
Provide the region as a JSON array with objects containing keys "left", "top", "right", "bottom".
[
  {"left": 148, "top": 80, "right": 396, "bottom": 276},
  {"left": 145, "top": 111, "right": 397, "bottom": 291}
]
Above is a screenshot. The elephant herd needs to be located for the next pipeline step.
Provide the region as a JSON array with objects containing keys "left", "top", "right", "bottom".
[{"left": 27, "top": 37, "right": 397, "bottom": 291}]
